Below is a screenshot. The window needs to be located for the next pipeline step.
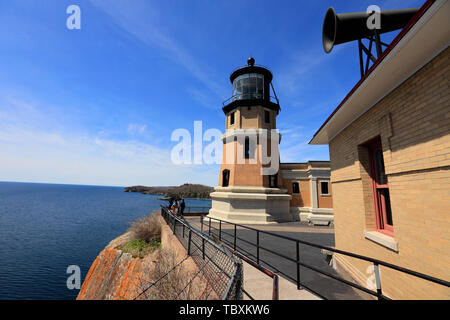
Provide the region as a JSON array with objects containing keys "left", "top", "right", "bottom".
[
  {"left": 244, "top": 136, "right": 256, "bottom": 159},
  {"left": 244, "top": 137, "right": 250, "bottom": 159},
  {"left": 269, "top": 173, "right": 278, "bottom": 188},
  {"left": 232, "top": 73, "right": 264, "bottom": 100},
  {"left": 230, "top": 112, "right": 235, "bottom": 126},
  {"left": 292, "top": 182, "right": 300, "bottom": 194},
  {"left": 367, "top": 138, "right": 393, "bottom": 235},
  {"left": 320, "top": 181, "right": 330, "bottom": 195},
  {"left": 222, "top": 170, "right": 230, "bottom": 187},
  {"left": 264, "top": 110, "right": 270, "bottom": 124}
]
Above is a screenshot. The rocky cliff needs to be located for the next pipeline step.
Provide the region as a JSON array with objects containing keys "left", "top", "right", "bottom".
[
  {"left": 77, "top": 232, "right": 159, "bottom": 300},
  {"left": 77, "top": 217, "right": 215, "bottom": 300}
]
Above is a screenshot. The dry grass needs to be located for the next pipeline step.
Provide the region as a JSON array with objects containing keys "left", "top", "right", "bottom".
[
  {"left": 138, "top": 248, "right": 213, "bottom": 300},
  {"left": 128, "top": 211, "right": 162, "bottom": 242}
]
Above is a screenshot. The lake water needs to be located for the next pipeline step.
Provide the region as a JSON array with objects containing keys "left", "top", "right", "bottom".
[{"left": 0, "top": 182, "right": 211, "bottom": 300}]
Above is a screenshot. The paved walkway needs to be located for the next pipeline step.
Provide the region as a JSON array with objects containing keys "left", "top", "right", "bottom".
[
  {"left": 241, "top": 260, "right": 321, "bottom": 300},
  {"left": 185, "top": 217, "right": 367, "bottom": 300}
]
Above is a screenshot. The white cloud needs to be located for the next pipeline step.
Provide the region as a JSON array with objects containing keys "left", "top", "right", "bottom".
[
  {"left": 0, "top": 92, "right": 219, "bottom": 186},
  {"left": 127, "top": 123, "right": 147, "bottom": 135},
  {"left": 0, "top": 124, "right": 219, "bottom": 187}
]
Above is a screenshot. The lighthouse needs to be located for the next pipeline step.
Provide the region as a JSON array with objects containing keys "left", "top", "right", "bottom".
[{"left": 207, "top": 58, "right": 292, "bottom": 224}]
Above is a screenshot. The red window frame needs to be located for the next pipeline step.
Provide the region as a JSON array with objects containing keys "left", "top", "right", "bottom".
[{"left": 367, "top": 138, "right": 394, "bottom": 236}]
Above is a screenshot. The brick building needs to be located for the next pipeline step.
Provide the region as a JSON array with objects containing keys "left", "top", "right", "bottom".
[
  {"left": 280, "top": 162, "right": 333, "bottom": 225},
  {"left": 310, "top": 0, "right": 449, "bottom": 299}
]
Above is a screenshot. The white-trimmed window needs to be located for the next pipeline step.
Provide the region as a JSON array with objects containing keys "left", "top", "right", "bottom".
[{"left": 319, "top": 180, "right": 330, "bottom": 196}]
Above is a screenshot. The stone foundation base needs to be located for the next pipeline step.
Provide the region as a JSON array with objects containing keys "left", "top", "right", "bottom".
[
  {"left": 207, "top": 186, "right": 293, "bottom": 225},
  {"left": 290, "top": 207, "right": 334, "bottom": 225}
]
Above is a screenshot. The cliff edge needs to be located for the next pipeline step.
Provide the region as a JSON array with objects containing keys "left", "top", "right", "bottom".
[{"left": 77, "top": 232, "right": 159, "bottom": 300}]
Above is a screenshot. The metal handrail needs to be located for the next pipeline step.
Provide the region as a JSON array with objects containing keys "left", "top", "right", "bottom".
[
  {"left": 222, "top": 94, "right": 279, "bottom": 107},
  {"left": 227, "top": 244, "right": 279, "bottom": 300},
  {"left": 202, "top": 215, "right": 450, "bottom": 299},
  {"left": 206, "top": 223, "right": 279, "bottom": 300},
  {"left": 183, "top": 206, "right": 210, "bottom": 214}
]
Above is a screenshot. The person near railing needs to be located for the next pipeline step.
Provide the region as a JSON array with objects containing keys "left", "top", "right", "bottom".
[
  {"left": 171, "top": 198, "right": 179, "bottom": 216},
  {"left": 179, "top": 198, "right": 185, "bottom": 216}
]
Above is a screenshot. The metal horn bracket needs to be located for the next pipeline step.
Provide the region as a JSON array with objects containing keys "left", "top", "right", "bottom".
[{"left": 357, "top": 29, "right": 390, "bottom": 78}]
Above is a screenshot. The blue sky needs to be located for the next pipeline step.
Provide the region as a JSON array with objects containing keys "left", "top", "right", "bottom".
[{"left": 0, "top": 0, "right": 425, "bottom": 187}]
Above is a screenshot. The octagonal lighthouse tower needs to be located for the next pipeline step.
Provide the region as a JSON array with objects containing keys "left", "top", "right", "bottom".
[{"left": 207, "top": 58, "right": 292, "bottom": 224}]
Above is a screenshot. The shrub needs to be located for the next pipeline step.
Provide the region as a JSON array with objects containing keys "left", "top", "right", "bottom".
[
  {"left": 121, "top": 239, "right": 161, "bottom": 258},
  {"left": 128, "top": 211, "right": 162, "bottom": 242}
]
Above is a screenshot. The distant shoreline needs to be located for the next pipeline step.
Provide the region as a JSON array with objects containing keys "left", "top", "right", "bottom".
[{"left": 124, "top": 184, "right": 214, "bottom": 200}]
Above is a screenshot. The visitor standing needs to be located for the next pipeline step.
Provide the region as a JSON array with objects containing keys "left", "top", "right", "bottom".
[{"left": 179, "top": 198, "right": 185, "bottom": 216}]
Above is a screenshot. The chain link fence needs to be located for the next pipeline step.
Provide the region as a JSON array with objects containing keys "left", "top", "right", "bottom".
[{"left": 161, "top": 206, "right": 242, "bottom": 300}]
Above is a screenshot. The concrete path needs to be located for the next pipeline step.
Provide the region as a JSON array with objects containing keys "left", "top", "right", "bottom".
[
  {"left": 241, "top": 260, "right": 321, "bottom": 300},
  {"left": 185, "top": 217, "right": 367, "bottom": 300}
]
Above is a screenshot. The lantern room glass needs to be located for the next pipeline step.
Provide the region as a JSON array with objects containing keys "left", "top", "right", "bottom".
[{"left": 232, "top": 73, "right": 264, "bottom": 101}]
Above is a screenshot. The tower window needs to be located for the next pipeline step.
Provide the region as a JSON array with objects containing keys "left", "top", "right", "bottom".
[
  {"left": 222, "top": 170, "right": 230, "bottom": 187},
  {"left": 244, "top": 137, "right": 250, "bottom": 159},
  {"left": 244, "top": 136, "right": 255, "bottom": 159},
  {"left": 292, "top": 182, "right": 300, "bottom": 194},
  {"left": 230, "top": 112, "right": 235, "bottom": 125},
  {"left": 264, "top": 110, "right": 270, "bottom": 124}
]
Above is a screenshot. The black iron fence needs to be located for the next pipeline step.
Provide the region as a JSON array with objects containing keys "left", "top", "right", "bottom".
[
  {"left": 201, "top": 215, "right": 450, "bottom": 300},
  {"left": 183, "top": 206, "right": 211, "bottom": 214},
  {"left": 161, "top": 206, "right": 242, "bottom": 300}
]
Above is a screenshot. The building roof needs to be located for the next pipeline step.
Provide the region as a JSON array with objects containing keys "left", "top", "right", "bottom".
[
  {"left": 229, "top": 65, "right": 273, "bottom": 84},
  {"left": 310, "top": 0, "right": 449, "bottom": 145},
  {"left": 281, "top": 161, "right": 330, "bottom": 165},
  {"left": 281, "top": 161, "right": 331, "bottom": 169}
]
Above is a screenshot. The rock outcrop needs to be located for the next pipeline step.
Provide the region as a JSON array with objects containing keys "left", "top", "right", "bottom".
[
  {"left": 77, "top": 232, "right": 159, "bottom": 300},
  {"left": 77, "top": 217, "right": 218, "bottom": 300}
]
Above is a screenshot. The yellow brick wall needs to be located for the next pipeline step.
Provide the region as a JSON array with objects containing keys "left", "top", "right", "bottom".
[{"left": 329, "top": 47, "right": 450, "bottom": 299}]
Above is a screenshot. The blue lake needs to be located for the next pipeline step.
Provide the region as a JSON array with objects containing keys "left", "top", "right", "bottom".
[{"left": 0, "top": 181, "right": 211, "bottom": 300}]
